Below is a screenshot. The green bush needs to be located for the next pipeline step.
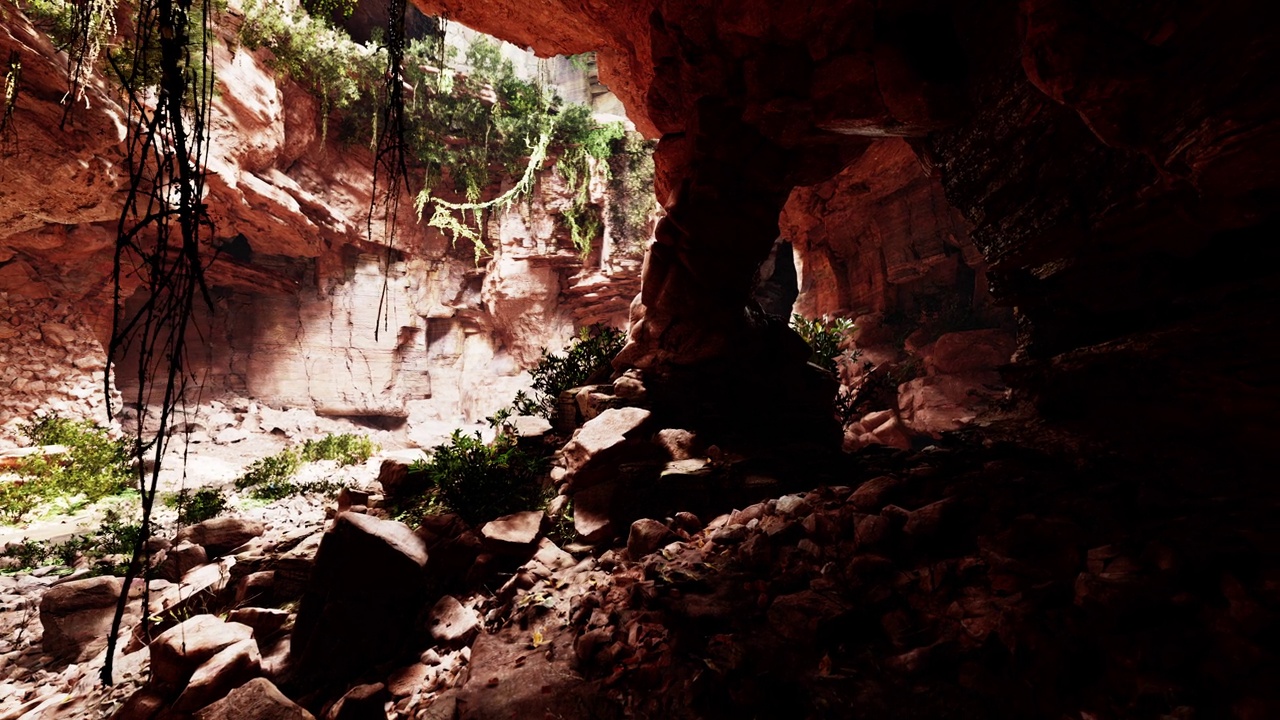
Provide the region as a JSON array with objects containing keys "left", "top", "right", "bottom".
[
  {"left": 791, "top": 314, "right": 857, "bottom": 374},
  {"left": 238, "top": 0, "right": 383, "bottom": 139},
  {"left": 409, "top": 430, "right": 544, "bottom": 526},
  {"left": 234, "top": 441, "right": 363, "bottom": 501},
  {"left": 0, "top": 507, "right": 141, "bottom": 574},
  {"left": 0, "top": 414, "right": 133, "bottom": 525},
  {"left": 300, "top": 433, "right": 377, "bottom": 465},
  {"left": 517, "top": 324, "right": 626, "bottom": 419},
  {"left": 164, "top": 487, "right": 227, "bottom": 525},
  {"left": 234, "top": 449, "right": 301, "bottom": 499}
]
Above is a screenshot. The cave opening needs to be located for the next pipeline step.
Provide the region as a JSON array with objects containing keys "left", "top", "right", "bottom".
[{"left": 0, "top": 0, "right": 1277, "bottom": 717}]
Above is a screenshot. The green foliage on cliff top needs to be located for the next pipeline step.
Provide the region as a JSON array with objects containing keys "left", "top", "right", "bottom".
[{"left": 236, "top": 3, "right": 645, "bottom": 258}]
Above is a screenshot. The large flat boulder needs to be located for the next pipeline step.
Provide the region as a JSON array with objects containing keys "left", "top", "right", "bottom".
[
  {"left": 174, "top": 638, "right": 263, "bottom": 712},
  {"left": 177, "top": 517, "right": 266, "bottom": 557},
  {"left": 924, "top": 328, "right": 1015, "bottom": 376},
  {"left": 289, "top": 512, "right": 429, "bottom": 693},
  {"left": 151, "top": 614, "right": 255, "bottom": 688},
  {"left": 559, "top": 407, "right": 655, "bottom": 490},
  {"left": 40, "top": 575, "right": 143, "bottom": 662}
]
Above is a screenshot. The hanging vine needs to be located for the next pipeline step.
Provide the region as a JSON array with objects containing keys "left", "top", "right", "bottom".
[
  {"left": 100, "top": 0, "right": 216, "bottom": 685},
  {"left": 368, "top": 0, "right": 409, "bottom": 340},
  {"left": 414, "top": 128, "right": 551, "bottom": 261},
  {"left": 1, "top": 51, "right": 19, "bottom": 146},
  {"left": 61, "top": 0, "right": 117, "bottom": 125}
]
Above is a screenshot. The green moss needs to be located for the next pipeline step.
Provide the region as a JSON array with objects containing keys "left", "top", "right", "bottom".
[{"left": 607, "top": 131, "right": 658, "bottom": 254}]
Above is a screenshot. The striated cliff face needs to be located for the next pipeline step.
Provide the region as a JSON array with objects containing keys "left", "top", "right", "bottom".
[{"left": 0, "top": 1, "right": 642, "bottom": 443}]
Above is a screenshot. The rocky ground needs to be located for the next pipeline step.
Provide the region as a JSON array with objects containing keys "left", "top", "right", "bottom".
[{"left": 1, "top": 380, "right": 1275, "bottom": 720}]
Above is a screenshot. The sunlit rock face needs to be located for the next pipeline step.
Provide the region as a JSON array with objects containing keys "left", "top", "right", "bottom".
[
  {"left": 780, "top": 138, "right": 981, "bottom": 320},
  {"left": 0, "top": 5, "right": 642, "bottom": 442}
]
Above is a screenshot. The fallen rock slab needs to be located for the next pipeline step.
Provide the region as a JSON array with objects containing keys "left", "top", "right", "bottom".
[
  {"left": 195, "top": 678, "right": 314, "bottom": 720},
  {"left": 480, "top": 510, "right": 544, "bottom": 550},
  {"left": 151, "top": 614, "right": 254, "bottom": 687},
  {"left": 290, "top": 512, "right": 429, "bottom": 692},
  {"left": 177, "top": 517, "right": 266, "bottom": 557},
  {"left": 40, "top": 575, "right": 143, "bottom": 662},
  {"left": 174, "top": 638, "right": 262, "bottom": 712},
  {"left": 428, "top": 595, "right": 481, "bottom": 647}
]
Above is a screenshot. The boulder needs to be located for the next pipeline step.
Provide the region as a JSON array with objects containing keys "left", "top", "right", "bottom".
[
  {"left": 234, "top": 571, "right": 276, "bottom": 606},
  {"left": 848, "top": 475, "right": 904, "bottom": 511},
  {"left": 151, "top": 614, "right": 255, "bottom": 687},
  {"left": 158, "top": 541, "right": 208, "bottom": 582},
  {"left": 898, "top": 373, "right": 1006, "bottom": 434},
  {"left": 227, "top": 607, "right": 290, "bottom": 640},
  {"left": 767, "top": 590, "right": 848, "bottom": 645},
  {"left": 289, "top": 512, "right": 429, "bottom": 692},
  {"left": 572, "top": 481, "right": 617, "bottom": 543},
  {"left": 924, "top": 329, "right": 1015, "bottom": 375},
  {"left": 507, "top": 415, "right": 552, "bottom": 440},
  {"left": 174, "top": 639, "right": 263, "bottom": 712},
  {"left": 177, "top": 517, "right": 266, "bottom": 557},
  {"left": 427, "top": 595, "right": 481, "bottom": 647},
  {"left": 40, "top": 575, "right": 143, "bottom": 662},
  {"left": 479, "top": 510, "right": 544, "bottom": 550},
  {"left": 654, "top": 428, "right": 698, "bottom": 460},
  {"left": 386, "top": 663, "right": 431, "bottom": 697},
  {"left": 560, "top": 407, "right": 654, "bottom": 490},
  {"left": 113, "top": 688, "right": 167, "bottom": 720},
  {"left": 329, "top": 683, "right": 391, "bottom": 720},
  {"left": 626, "top": 519, "right": 674, "bottom": 559},
  {"left": 531, "top": 538, "right": 576, "bottom": 571},
  {"left": 870, "top": 414, "right": 913, "bottom": 449},
  {"left": 195, "top": 678, "right": 314, "bottom": 720}
]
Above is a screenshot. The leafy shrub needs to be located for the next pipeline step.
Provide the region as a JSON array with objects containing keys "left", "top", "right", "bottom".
[
  {"left": 0, "top": 508, "right": 141, "bottom": 574},
  {"left": 234, "top": 449, "right": 301, "bottom": 499},
  {"left": 238, "top": 0, "right": 383, "bottom": 139},
  {"left": 519, "top": 324, "right": 626, "bottom": 419},
  {"left": 164, "top": 487, "right": 227, "bottom": 525},
  {"left": 234, "top": 442, "right": 361, "bottom": 500},
  {"left": 791, "top": 314, "right": 857, "bottom": 374},
  {"left": 0, "top": 414, "right": 133, "bottom": 525},
  {"left": 300, "top": 433, "right": 377, "bottom": 465},
  {"left": 409, "top": 431, "right": 543, "bottom": 526}
]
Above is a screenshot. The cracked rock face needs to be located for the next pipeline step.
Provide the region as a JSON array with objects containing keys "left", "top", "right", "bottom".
[{"left": 0, "top": 8, "right": 642, "bottom": 436}]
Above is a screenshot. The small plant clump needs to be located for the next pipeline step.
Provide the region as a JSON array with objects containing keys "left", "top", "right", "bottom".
[
  {"left": 506, "top": 323, "right": 626, "bottom": 420},
  {"left": 791, "top": 314, "right": 858, "bottom": 374},
  {"left": 405, "top": 430, "right": 544, "bottom": 527},
  {"left": 164, "top": 487, "right": 228, "bottom": 525},
  {"left": 234, "top": 433, "right": 375, "bottom": 501},
  {"left": 0, "top": 414, "right": 134, "bottom": 525},
  {"left": 0, "top": 507, "right": 143, "bottom": 575},
  {"left": 300, "top": 432, "right": 377, "bottom": 465}
]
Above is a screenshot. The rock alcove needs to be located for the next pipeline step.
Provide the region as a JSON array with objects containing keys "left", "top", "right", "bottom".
[{"left": 1, "top": 0, "right": 1278, "bottom": 718}]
